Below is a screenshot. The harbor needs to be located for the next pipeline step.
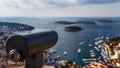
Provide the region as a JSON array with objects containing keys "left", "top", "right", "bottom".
[
  {"left": 0, "top": 29, "right": 113, "bottom": 68},
  {"left": 0, "top": 17, "right": 120, "bottom": 68}
]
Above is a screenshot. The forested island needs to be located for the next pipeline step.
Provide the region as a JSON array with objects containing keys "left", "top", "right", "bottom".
[
  {"left": 55, "top": 20, "right": 120, "bottom": 25},
  {"left": 64, "top": 26, "right": 82, "bottom": 32},
  {"left": 95, "top": 20, "right": 120, "bottom": 23},
  {"left": 0, "top": 22, "right": 34, "bottom": 31},
  {"left": 54, "top": 21, "right": 96, "bottom": 25}
]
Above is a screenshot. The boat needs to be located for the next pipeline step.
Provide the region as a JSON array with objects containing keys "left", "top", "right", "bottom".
[
  {"left": 78, "top": 41, "right": 85, "bottom": 45},
  {"left": 91, "top": 54, "right": 96, "bottom": 57},
  {"left": 94, "top": 39, "right": 103, "bottom": 45},
  {"left": 78, "top": 48, "right": 81, "bottom": 54},
  {"left": 49, "top": 49, "right": 57, "bottom": 53},
  {"left": 63, "top": 51, "right": 67, "bottom": 55},
  {"left": 101, "top": 36, "right": 104, "bottom": 39},
  {"left": 88, "top": 44, "right": 92, "bottom": 47},
  {"left": 90, "top": 50, "right": 94, "bottom": 53},
  {"left": 106, "top": 37, "right": 109, "bottom": 40},
  {"left": 94, "top": 47, "right": 100, "bottom": 51},
  {"left": 94, "top": 37, "right": 100, "bottom": 41},
  {"left": 82, "top": 58, "right": 97, "bottom": 61},
  {"left": 57, "top": 56, "right": 61, "bottom": 59}
]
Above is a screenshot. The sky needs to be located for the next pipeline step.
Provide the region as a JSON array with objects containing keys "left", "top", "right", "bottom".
[{"left": 0, "top": 0, "right": 120, "bottom": 17}]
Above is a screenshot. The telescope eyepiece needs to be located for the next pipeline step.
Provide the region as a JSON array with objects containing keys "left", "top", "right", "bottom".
[{"left": 9, "top": 49, "right": 21, "bottom": 62}]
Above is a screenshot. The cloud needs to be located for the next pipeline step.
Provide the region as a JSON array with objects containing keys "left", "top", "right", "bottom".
[
  {"left": 34, "top": 0, "right": 120, "bottom": 8},
  {"left": 0, "top": 0, "right": 120, "bottom": 9},
  {"left": 39, "top": 0, "right": 77, "bottom": 7},
  {"left": 81, "top": 0, "right": 120, "bottom": 5},
  {"left": 0, "top": 0, "right": 120, "bottom": 17}
]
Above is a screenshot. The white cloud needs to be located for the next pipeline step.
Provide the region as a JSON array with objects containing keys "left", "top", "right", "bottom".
[
  {"left": 24, "top": 2, "right": 120, "bottom": 17},
  {"left": 0, "top": 0, "right": 120, "bottom": 17}
]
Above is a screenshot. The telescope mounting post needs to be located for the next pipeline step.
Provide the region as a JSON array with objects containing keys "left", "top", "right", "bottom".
[{"left": 25, "top": 52, "right": 43, "bottom": 68}]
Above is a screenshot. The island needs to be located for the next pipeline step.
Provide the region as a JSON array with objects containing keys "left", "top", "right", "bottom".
[
  {"left": 64, "top": 26, "right": 82, "bottom": 32},
  {"left": 0, "top": 22, "right": 34, "bottom": 31},
  {"left": 76, "top": 21, "right": 96, "bottom": 24},
  {"left": 54, "top": 21, "right": 96, "bottom": 25},
  {"left": 54, "top": 21, "right": 74, "bottom": 24},
  {"left": 95, "top": 20, "right": 120, "bottom": 23}
]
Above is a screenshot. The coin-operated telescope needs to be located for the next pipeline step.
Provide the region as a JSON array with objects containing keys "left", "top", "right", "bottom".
[{"left": 6, "top": 31, "right": 58, "bottom": 68}]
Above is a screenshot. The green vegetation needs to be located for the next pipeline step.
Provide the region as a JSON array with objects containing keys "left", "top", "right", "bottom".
[
  {"left": 55, "top": 21, "right": 74, "bottom": 24},
  {"left": 60, "top": 61, "right": 74, "bottom": 68},
  {"left": 61, "top": 63, "right": 69, "bottom": 68},
  {"left": 0, "top": 22, "right": 34, "bottom": 31},
  {"left": 64, "top": 26, "right": 82, "bottom": 32},
  {"left": 96, "top": 20, "right": 120, "bottom": 23},
  {"left": 96, "top": 20, "right": 115, "bottom": 22},
  {"left": 55, "top": 20, "right": 120, "bottom": 25},
  {"left": 76, "top": 21, "right": 96, "bottom": 24},
  {"left": 105, "top": 36, "right": 120, "bottom": 55},
  {"left": 55, "top": 21, "right": 96, "bottom": 25},
  {"left": 106, "top": 37, "right": 120, "bottom": 45}
]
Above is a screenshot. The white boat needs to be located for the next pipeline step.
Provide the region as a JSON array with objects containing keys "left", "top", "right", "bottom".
[
  {"left": 63, "top": 51, "right": 67, "bottom": 55},
  {"left": 95, "top": 39, "right": 103, "bottom": 45},
  {"left": 91, "top": 54, "right": 96, "bottom": 57},
  {"left": 78, "top": 48, "right": 81, "bottom": 54},
  {"left": 106, "top": 37, "right": 109, "bottom": 40},
  {"left": 90, "top": 50, "right": 94, "bottom": 53},
  {"left": 48, "top": 49, "right": 57, "bottom": 53},
  {"left": 88, "top": 44, "right": 92, "bottom": 47},
  {"left": 57, "top": 56, "right": 61, "bottom": 59},
  {"left": 94, "top": 37, "right": 100, "bottom": 41},
  {"left": 94, "top": 41, "right": 99, "bottom": 45},
  {"left": 82, "top": 58, "right": 97, "bottom": 61},
  {"left": 78, "top": 41, "right": 85, "bottom": 45},
  {"left": 101, "top": 36, "right": 104, "bottom": 39},
  {"left": 90, "top": 52, "right": 95, "bottom": 54},
  {"left": 94, "top": 47, "right": 100, "bottom": 51}
]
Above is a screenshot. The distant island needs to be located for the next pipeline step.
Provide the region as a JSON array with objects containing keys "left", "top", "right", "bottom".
[
  {"left": 0, "top": 22, "right": 34, "bottom": 31},
  {"left": 95, "top": 20, "right": 120, "bottom": 23},
  {"left": 55, "top": 21, "right": 74, "bottom": 24},
  {"left": 64, "top": 26, "right": 82, "bottom": 32},
  {"left": 54, "top": 21, "right": 96, "bottom": 25},
  {"left": 96, "top": 20, "right": 116, "bottom": 23},
  {"left": 55, "top": 20, "right": 120, "bottom": 25}
]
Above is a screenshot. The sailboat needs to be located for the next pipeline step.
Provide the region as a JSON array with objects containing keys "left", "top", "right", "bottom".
[
  {"left": 63, "top": 51, "right": 67, "bottom": 55},
  {"left": 78, "top": 48, "right": 81, "bottom": 54}
]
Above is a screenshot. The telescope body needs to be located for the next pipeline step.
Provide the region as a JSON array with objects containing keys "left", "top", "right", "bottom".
[{"left": 6, "top": 31, "right": 58, "bottom": 61}]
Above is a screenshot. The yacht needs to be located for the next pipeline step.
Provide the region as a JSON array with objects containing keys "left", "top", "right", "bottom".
[
  {"left": 78, "top": 41, "right": 85, "bottom": 45},
  {"left": 88, "top": 44, "right": 92, "bottom": 47},
  {"left": 78, "top": 48, "right": 81, "bottom": 54},
  {"left": 63, "top": 51, "right": 67, "bottom": 55}
]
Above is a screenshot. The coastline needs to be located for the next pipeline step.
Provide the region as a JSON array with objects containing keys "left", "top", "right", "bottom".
[{"left": 104, "top": 43, "right": 111, "bottom": 60}]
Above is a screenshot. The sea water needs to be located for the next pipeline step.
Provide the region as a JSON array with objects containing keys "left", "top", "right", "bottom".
[{"left": 0, "top": 17, "right": 120, "bottom": 66}]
